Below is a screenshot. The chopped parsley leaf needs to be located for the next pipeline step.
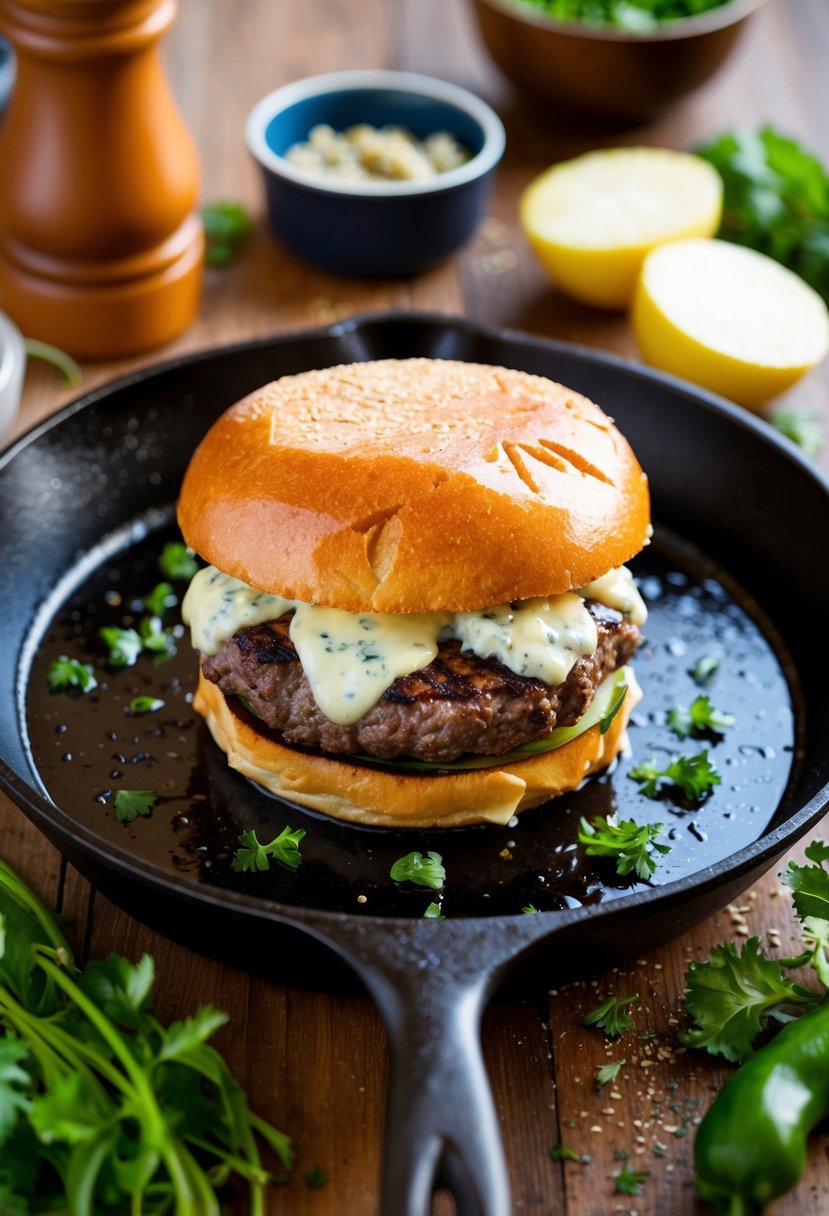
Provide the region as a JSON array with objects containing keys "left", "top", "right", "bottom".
[
  {"left": 139, "top": 615, "right": 175, "bottom": 658},
  {"left": 232, "top": 826, "right": 305, "bottom": 873},
  {"left": 158, "top": 542, "right": 198, "bottom": 581},
  {"left": 47, "top": 655, "right": 97, "bottom": 693},
  {"left": 689, "top": 655, "right": 720, "bottom": 686},
  {"left": 114, "top": 789, "right": 157, "bottom": 823},
  {"left": 584, "top": 994, "right": 638, "bottom": 1038},
  {"left": 596, "top": 1059, "right": 625, "bottom": 1088},
  {"left": 128, "top": 696, "right": 165, "bottom": 715},
  {"left": 614, "top": 1164, "right": 650, "bottom": 1196},
  {"left": 629, "top": 750, "right": 721, "bottom": 802},
  {"left": 666, "top": 694, "right": 735, "bottom": 739},
  {"left": 143, "top": 581, "right": 177, "bottom": 616},
  {"left": 303, "top": 1163, "right": 328, "bottom": 1189},
  {"left": 390, "top": 851, "right": 446, "bottom": 890},
  {"left": 549, "top": 1143, "right": 581, "bottom": 1162},
  {"left": 99, "top": 625, "right": 143, "bottom": 668},
  {"left": 578, "top": 813, "right": 670, "bottom": 880}
]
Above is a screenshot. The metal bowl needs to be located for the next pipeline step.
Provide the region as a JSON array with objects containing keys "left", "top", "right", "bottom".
[{"left": 469, "top": 0, "right": 767, "bottom": 124}]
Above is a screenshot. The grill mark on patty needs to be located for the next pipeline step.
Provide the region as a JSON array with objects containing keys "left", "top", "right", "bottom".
[{"left": 200, "top": 602, "right": 640, "bottom": 763}]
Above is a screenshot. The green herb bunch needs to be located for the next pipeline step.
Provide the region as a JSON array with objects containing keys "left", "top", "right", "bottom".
[
  {"left": 518, "top": 0, "right": 733, "bottom": 32},
  {"left": 0, "top": 859, "right": 291, "bottom": 1214},
  {"left": 683, "top": 840, "right": 829, "bottom": 1062},
  {"left": 696, "top": 125, "right": 829, "bottom": 305}
]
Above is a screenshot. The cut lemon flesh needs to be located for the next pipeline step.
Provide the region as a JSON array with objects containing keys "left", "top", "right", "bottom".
[
  {"left": 633, "top": 238, "right": 829, "bottom": 410},
  {"left": 520, "top": 147, "right": 722, "bottom": 309}
]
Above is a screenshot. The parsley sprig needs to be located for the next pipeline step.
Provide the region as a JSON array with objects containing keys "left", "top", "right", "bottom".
[
  {"left": 629, "top": 750, "right": 721, "bottom": 802},
  {"left": 584, "top": 994, "right": 638, "bottom": 1038},
  {"left": 232, "top": 827, "right": 305, "bottom": 873},
  {"left": 0, "top": 857, "right": 291, "bottom": 1212},
  {"left": 578, "top": 814, "right": 671, "bottom": 881},
  {"left": 666, "top": 695, "right": 735, "bottom": 740},
  {"left": 683, "top": 840, "right": 829, "bottom": 1062}
]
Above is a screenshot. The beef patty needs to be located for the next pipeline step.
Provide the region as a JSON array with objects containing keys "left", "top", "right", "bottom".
[{"left": 200, "top": 601, "right": 639, "bottom": 764}]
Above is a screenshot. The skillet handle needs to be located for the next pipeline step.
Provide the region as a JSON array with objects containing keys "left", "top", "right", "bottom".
[{"left": 361, "top": 960, "right": 510, "bottom": 1216}]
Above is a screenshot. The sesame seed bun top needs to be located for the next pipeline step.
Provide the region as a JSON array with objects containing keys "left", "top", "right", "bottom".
[{"left": 177, "top": 358, "right": 650, "bottom": 613}]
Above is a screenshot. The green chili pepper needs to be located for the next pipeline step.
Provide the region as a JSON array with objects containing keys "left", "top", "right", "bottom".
[{"left": 695, "top": 1000, "right": 829, "bottom": 1214}]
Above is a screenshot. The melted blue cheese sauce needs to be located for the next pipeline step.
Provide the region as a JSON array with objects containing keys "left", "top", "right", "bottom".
[{"left": 183, "top": 565, "right": 646, "bottom": 726}]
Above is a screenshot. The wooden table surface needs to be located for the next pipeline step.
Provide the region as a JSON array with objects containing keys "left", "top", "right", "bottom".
[{"left": 4, "top": 0, "right": 829, "bottom": 1212}]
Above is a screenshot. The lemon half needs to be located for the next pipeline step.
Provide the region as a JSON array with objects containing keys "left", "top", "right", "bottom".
[
  {"left": 520, "top": 147, "right": 722, "bottom": 310},
  {"left": 633, "top": 239, "right": 829, "bottom": 411}
]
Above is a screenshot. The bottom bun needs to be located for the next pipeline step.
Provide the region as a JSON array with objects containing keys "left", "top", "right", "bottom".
[{"left": 193, "top": 668, "right": 642, "bottom": 829}]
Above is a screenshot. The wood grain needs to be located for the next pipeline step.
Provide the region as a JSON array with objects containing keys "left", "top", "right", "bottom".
[{"left": 3, "top": 0, "right": 829, "bottom": 1212}]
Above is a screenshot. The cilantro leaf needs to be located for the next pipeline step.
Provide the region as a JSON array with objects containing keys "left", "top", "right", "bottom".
[
  {"left": 202, "top": 201, "right": 253, "bottom": 267},
  {"left": 128, "top": 695, "right": 164, "bottom": 715},
  {"left": 805, "top": 840, "right": 829, "bottom": 863},
  {"left": 231, "top": 826, "right": 305, "bottom": 873},
  {"left": 596, "top": 1059, "right": 624, "bottom": 1088},
  {"left": 629, "top": 750, "right": 720, "bottom": 802},
  {"left": 549, "top": 1142, "right": 581, "bottom": 1162},
  {"left": 666, "top": 695, "right": 735, "bottom": 740},
  {"left": 158, "top": 541, "right": 198, "bottom": 581},
  {"left": 390, "top": 851, "right": 446, "bottom": 890},
  {"left": 143, "top": 582, "right": 176, "bottom": 617},
  {"left": 578, "top": 813, "right": 671, "bottom": 880},
  {"left": 423, "top": 902, "right": 444, "bottom": 919},
  {"left": 584, "top": 994, "right": 638, "bottom": 1038},
  {"left": 113, "top": 789, "right": 157, "bottom": 823},
  {"left": 47, "top": 656, "right": 97, "bottom": 694},
  {"left": 614, "top": 1164, "right": 649, "bottom": 1195},
  {"left": 99, "top": 625, "right": 142, "bottom": 668},
  {"left": 682, "top": 937, "right": 819, "bottom": 1062},
  {"left": 522, "top": 904, "right": 540, "bottom": 915},
  {"left": 781, "top": 856, "right": 829, "bottom": 922},
  {"left": 689, "top": 655, "right": 720, "bottom": 687}
]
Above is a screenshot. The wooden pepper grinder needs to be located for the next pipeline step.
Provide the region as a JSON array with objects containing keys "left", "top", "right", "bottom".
[{"left": 0, "top": 0, "right": 203, "bottom": 359}]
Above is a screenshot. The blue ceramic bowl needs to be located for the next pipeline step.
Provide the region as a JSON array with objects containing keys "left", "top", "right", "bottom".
[{"left": 245, "top": 70, "right": 506, "bottom": 277}]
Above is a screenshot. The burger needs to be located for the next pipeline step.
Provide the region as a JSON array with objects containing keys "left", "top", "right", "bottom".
[{"left": 178, "top": 358, "right": 650, "bottom": 829}]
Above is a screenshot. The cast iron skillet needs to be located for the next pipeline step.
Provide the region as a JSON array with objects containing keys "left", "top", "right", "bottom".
[{"left": 2, "top": 313, "right": 829, "bottom": 1216}]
